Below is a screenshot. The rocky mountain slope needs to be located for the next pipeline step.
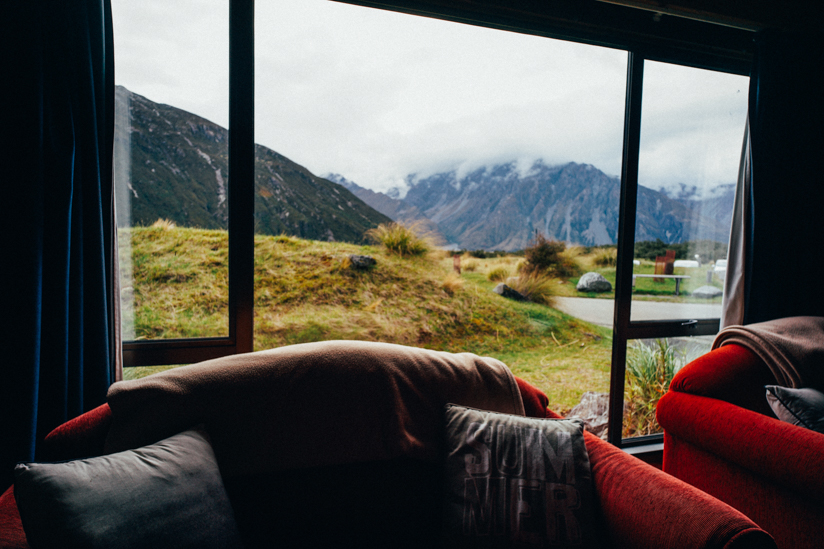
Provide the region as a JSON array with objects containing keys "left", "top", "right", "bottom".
[
  {"left": 337, "top": 161, "right": 733, "bottom": 250},
  {"left": 114, "top": 86, "right": 390, "bottom": 243},
  {"left": 324, "top": 173, "right": 443, "bottom": 241}
]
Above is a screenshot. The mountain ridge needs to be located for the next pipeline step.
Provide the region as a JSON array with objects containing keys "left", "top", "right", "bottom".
[
  {"left": 116, "top": 85, "right": 734, "bottom": 251},
  {"left": 114, "top": 86, "right": 391, "bottom": 243},
  {"left": 338, "top": 161, "right": 734, "bottom": 251}
]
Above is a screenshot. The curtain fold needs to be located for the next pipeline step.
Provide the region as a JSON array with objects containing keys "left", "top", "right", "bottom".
[
  {"left": 720, "top": 116, "right": 750, "bottom": 328},
  {"left": 0, "top": 1, "right": 116, "bottom": 490},
  {"left": 722, "top": 30, "right": 824, "bottom": 326}
]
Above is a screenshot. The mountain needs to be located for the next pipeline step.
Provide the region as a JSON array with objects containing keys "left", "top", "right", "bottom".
[
  {"left": 324, "top": 173, "right": 444, "bottom": 242},
  {"left": 114, "top": 86, "right": 391, "bottom": 243},
  {"left": 396, "top": 161, "right": 731, "bottom": 250},
  {"left": 675, "top": 184, "right": 736, "bottom": 237}
]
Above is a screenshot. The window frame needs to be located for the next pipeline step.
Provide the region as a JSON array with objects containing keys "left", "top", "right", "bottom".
[
  {"left": 121, "top": 0, "right": 751, "bottom": 446},
  {"left": 121, "top": 0, "right": 255, "bottom": 366}
]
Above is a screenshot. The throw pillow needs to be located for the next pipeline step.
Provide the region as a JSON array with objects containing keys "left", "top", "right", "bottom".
[
  {"left": 14, "top": 427, "right": 243, "bottom": 549},
  {"left": 442, "top": 404, "right": 602, "bottom": 548},
  {"left": 765, "top": 385, "right": 824, "bottom": 433}
]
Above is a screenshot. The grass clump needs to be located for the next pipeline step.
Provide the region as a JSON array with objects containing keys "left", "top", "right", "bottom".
[
  {"left": 509, "top": 273, "right": 556, "bottom": 306},
  {"left": 461, "top": 259, "right": 479, "bottom": 272},
  {"left": 487, "top": 266, "right": 510, "bottom": 282},
  {"left": 151, "top": 218, "right": 176, "bottom": 230},
  {"left": 441, "top": 272, "right": 464, "bottom": 295},
  {"left": 365, "top": 223, "right": 431, "bottom": 257},
  {"left": 593, "top": 247, "right": 617, "bottom": 267},
  {"left": 623, "top": 339, "right": 688, "bottom": 437}
]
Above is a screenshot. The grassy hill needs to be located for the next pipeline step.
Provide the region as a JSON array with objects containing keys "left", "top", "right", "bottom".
[{"left": 122, "top": 225, "right": 612, "bottom": 412}]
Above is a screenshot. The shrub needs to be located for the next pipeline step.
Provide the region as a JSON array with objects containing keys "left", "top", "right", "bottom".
[
  {"left": 365, "top": 223, "right": 431, "bottom": 257},
  {"left": 521, "top": 232, "right": 580, "bottom": 277},
  {"left": 509, "top": 273, "right": 556, "bottom": 306},
  {"left": 487, "top": 266, "right": 510, "bottom": 282},
  {"left": 523, "top": 232, "right": 564, "bottom": 274},
  {"left": 623, "top": 339, "right": 687, "bottom": 437},
  {"left": 593, "top": 247, "right": 617, "bottom": 267}
]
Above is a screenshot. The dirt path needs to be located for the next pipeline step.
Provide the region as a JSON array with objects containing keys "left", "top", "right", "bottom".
[{"left": 554, "top": 297, "right": 723, "bottom": 327}]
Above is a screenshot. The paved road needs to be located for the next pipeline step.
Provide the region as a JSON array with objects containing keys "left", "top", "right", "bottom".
[{"left": 554, "top": 297, "right": 722, "bottom": 327}]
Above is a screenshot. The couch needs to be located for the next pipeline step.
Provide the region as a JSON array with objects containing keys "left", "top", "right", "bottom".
[
  {"left": 1, "top": 341, "right": 776, "bottom": 548},
  {"left": 657, "top": 342, "right": 824, "bottom": 549}
]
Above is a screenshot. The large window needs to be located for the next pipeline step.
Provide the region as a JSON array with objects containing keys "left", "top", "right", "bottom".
[
  {"left": 113, "top": 0, "right": 752, "bottom": 446},
  {"left": 252, "top": 0, "right": 626, "bottom": 418}
]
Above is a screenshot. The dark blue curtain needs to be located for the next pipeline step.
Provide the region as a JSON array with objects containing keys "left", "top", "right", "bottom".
[
  {"left": 0, "top": 1, "right": 115, "bottom": 490},
  {"left": 741, "top": 30, "right": 824, "bottom": 324}
]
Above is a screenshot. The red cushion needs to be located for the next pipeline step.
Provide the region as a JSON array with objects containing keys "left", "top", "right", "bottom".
[
  {"left": 514, "top": 376, "right": 549, "bottom": 418},
  {"left": 0, "top": 486, "right": 28, "bottom": 549}
]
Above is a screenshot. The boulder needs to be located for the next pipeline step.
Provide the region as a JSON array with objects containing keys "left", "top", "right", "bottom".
[
  {"left": 566, "top": 391, "right": 610, "bottom": 439},
  {"left": 692, "top": 285, "right": 723, "bottom": 299},
  {"left": 492, "top": 283, "right": 527, "bottom": 301},
  {"left": 348, "top": 255, "right": 376, "bottom": 269},
  {"left": 577, "top": 272, "right": 612, "bottom": 293}
]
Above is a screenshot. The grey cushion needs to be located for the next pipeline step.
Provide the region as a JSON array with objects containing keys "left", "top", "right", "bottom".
[
  {"left": 766, "top": 385, "right": 824, "bottom": 433},
  {"left": 442, "top": 404, "right": 602, "bottom": 548},
  {"left": 14, "top": 427, "right": 243, "bottom": 549}
]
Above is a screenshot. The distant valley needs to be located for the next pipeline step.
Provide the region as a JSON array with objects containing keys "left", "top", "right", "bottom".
[{"left": 116, "top": 86, "right": 733, "bottom": 250}]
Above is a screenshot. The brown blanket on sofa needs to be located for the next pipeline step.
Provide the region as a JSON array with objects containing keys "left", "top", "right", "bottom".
[
  {"left": 105, "top": 341, "right": 524, "bottom": 476},
  {"left": 712, "top": 316, "right": 824, "bottom": 388}
]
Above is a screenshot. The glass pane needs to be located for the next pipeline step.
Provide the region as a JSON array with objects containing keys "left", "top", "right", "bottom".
[
  {"left": 623, "top": 336, "right": 713, "bottom": 437},
  {"left": 255, "top": 0, "right": 626, "bottom": 428},
  {"left": 631, "top": 61, "right": 748, "bottom": 321},
  {"left": 112, "top": 0, "right": 230, "bottom": 340}
]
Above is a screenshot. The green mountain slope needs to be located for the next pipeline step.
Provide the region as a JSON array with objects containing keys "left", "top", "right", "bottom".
[{"left": 114, "top": 86, "right": 390, "bottom": 242}]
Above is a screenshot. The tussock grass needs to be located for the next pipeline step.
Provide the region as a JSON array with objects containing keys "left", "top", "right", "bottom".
[
  {"left": 441, "top": 272, "right": 464, "bottom": 295},
  {"left": 151, "top": 218, "right": 176, "bottom": 230},
  {"left": 461, "top": 259, "right": 479, "bottom": 272},
  {"left": 365, "top": 222, "right": 432, "bottom": 257},
  {"left": 509, "top": 273, "right": 557, "bottom": 306},
  {"left": 622, "top": 339, "right": 692, "bottom": 437},
  {"left": 487, "top": 266, "right": 510, "bottom": 282},
  {"left": 593, "top": 247, "right": 617, "bottom": 267}
]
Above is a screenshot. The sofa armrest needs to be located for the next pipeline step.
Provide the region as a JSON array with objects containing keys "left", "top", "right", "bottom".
[
  {"left": 657, "top": 390, "right": 824, "bottom": 504},
  {"left": 39, "top": 404, "right": 112, "bottom": 462},
  {"left": 0, "top": 486, "right": 27, "bottom": 549},
  {"left": 670, "top": 344, "right": 776, "bottom": 417},
  {"left": 584, "top": 431, "right": 775, "bottom": 549}
]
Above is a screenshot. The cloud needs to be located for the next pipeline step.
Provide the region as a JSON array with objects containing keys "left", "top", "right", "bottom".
[{"left": 113, "top": 0, "right": 749, "bottom": 195}]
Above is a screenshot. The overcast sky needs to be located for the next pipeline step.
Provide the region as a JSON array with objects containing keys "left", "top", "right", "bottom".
[{"left": 112, "top": 0, "right": 749, "bottom": 195}]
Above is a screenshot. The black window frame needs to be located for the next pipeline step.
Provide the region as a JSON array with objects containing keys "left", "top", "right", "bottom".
[
  {"left": 121, "top": 0, "right": 752, "bottom": 446},
  {"left": 121, "top": 0, "right": 255, "bottom": 366}
]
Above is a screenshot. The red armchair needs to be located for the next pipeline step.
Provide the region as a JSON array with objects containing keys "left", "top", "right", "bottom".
[{"left": 658, "top": 343, "right": 824, "bottom": 549}]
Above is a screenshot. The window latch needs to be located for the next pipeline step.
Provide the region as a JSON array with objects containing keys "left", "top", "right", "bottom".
[{"left": 681, "top": 319, "right": 698, "bottom": 328}]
